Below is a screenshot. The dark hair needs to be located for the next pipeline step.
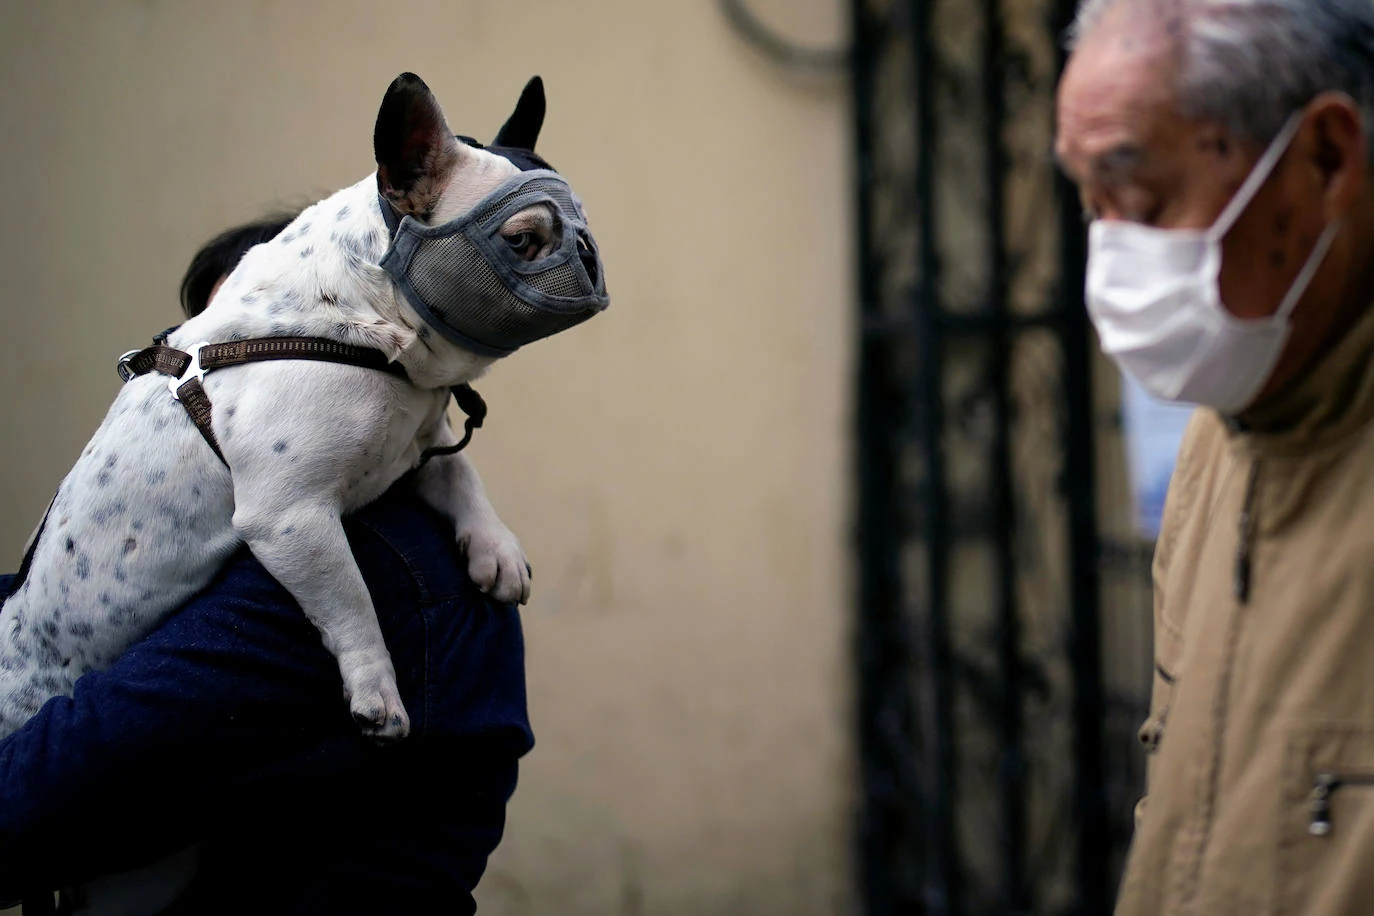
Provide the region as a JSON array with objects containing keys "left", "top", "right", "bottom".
[{"left": 178, "top": 211, "right": 299, "bottom": 318}]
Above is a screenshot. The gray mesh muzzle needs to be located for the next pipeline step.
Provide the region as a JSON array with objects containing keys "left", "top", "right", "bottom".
[{"left": 380, "top": 170, "right": 610, "bottom": 357}]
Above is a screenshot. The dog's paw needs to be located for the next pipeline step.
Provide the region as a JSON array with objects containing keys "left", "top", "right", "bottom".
[
  {"left": 343, "top": 664, "right": 410, "bottom": 742},
  {"left": 459, "top": 518, "right": 531, "bottom": 606}
]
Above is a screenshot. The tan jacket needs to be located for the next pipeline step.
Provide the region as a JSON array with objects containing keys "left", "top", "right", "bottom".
[{"left": 1116, "top": 302, "right": 1374, "bottom": 916}]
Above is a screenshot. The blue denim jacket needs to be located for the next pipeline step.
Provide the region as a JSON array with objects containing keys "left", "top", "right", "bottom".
[{"left": 0, "top": 484, "right": 534, "bottom": 913}]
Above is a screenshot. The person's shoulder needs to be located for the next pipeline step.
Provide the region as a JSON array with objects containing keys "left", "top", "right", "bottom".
[
  {"left": 347, "top": 482, "right": 533, "bottom": 749},
  {"left": 343, "top": 481, "right": 477, "bottom": 606},
  {"left": 1175, "top": 408, "right": 1227, "bottom": 477},
  {"left": 201, "top": 481, "right": 480, "bottom": 617}
]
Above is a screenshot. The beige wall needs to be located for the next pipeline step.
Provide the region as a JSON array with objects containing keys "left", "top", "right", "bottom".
[{"left": 0, "top": 1, "right": 855, "bottom": 913}]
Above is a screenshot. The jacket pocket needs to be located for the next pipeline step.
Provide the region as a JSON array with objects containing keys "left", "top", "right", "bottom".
[
  {"left": 1275, "top": 725, "right": 1374, "bottom": 915},
  {"left": 1306, "top": 771, "right": 1374, "bottom": 838}
]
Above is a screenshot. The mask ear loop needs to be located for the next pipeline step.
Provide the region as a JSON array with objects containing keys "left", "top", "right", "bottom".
[
  {"left": 1274, "top": 219, "right": 1341, "bottom": 323},
  {"left": 1207, "top": 112, "right": 1306, "bottom": 241}
]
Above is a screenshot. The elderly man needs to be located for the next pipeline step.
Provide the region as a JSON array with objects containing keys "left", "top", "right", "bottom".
[{"left": 1056, "top": 0, "right": 1374, "bottom": 913}]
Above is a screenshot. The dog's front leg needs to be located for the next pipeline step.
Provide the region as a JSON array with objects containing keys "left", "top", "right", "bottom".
[
  {"left": 232, "top": 499, "right": 407, "bottom": 740},
  {"left": 413, "top": 427, "right": 530, "bottom": 606}
]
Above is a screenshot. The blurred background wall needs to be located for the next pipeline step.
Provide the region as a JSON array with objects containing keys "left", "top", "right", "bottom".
[{"left": 0, "top": 1, "right": 856, "bottom": 913}]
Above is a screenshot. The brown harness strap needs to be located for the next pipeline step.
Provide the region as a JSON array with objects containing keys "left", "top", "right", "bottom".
[
  {"left": 122, "top": 345, "right": 198, "bottom": 380},
  {"left": 7, "top": 335, "right": 481, "bottom": 595},
  {"left": 121, "top": 336, "right": 407, "bottom": 383},
  {"left": 119, "top": 336, "right": 412, "bottom": 468},
  {"left": 175, "top": 377, "right": 226, "bottom": 464}
]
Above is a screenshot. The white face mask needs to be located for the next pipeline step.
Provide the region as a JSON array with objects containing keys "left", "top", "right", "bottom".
[{"left": 1085, "top": 112, "right": 1340, "bottom": 414}]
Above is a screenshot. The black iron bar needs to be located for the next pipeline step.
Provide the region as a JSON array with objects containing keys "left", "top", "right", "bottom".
[
  {"left": 981, "top": 0, "right": 1031, "bottom": 910},
  {"left": 910, "top": 0, "right": 960, "bottom": 911},
  {"left": 851, "top": 1, "right": 922, "bottom": 913}
]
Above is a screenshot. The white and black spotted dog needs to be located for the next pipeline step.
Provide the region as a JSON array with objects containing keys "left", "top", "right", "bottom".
[{"left": 0, "top": 72, "right": 609, "bottom": 740}]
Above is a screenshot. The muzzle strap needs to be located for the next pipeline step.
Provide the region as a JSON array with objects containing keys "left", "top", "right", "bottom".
[
  {"left": 417, "top": 384, "right": 488, "bottom": 466},
  {"left": 379, "top": 194, "right": 403, "bottom": 242}
]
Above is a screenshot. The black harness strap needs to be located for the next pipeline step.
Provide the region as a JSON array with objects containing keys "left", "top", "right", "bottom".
[{"left": 7, "top": 496, "right": 55, "bottom": 598}]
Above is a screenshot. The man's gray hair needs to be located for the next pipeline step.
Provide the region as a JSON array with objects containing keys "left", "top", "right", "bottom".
[{"left": 1068, "top": 0, "right": 1374, "bottom": 158}]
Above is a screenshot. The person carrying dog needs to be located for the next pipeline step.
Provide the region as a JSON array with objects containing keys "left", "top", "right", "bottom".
[{"left": 0, "top": 213, "right": 534, "bottom": 915}]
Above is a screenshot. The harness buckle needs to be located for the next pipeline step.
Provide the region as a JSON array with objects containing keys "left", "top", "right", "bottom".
[
  {"left": 169, "top": 341, "right": 211, "bottom": 401},
  {"left": 115, "top": 350, "right": 143, "bottom": 383}
]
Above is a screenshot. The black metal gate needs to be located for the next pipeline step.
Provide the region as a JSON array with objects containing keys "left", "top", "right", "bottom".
[{"left": 850, "top": 0, "right": 1154, "bottom": 913}]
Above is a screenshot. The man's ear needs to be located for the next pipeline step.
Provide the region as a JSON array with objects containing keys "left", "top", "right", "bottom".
[
  {"left": 1305, "top": 92, "right": 1368, "bottom": 222},
  {"left": 374, "top": 72, "right": 462, "bottom": 216},
  {"left": 492, "top": 76, "right": 545, "bottom": 151}
]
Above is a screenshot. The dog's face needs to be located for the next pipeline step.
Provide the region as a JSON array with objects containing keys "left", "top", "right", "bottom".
[
  {"left": 374, "top": 73, "right": 559, "bottom": 265},
  {"left": 372, "top": 73, "right": 608, "bottom": 363}
]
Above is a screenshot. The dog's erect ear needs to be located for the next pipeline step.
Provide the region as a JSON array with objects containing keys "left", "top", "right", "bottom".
[
  {"left": 492, "top": 76, "right": 545, "bottom": 151},
  {"left": 374, "top": 72, "right": 462, "bottom": 216}
]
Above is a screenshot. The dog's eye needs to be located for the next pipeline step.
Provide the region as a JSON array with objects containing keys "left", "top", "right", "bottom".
[{"left": 503, "top": 231, "right": 541, "bottom": 261}]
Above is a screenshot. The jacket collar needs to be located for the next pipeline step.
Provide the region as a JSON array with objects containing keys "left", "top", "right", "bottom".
[{"left": 1228, "top": 298, "right": 1374, "bottom": 455}]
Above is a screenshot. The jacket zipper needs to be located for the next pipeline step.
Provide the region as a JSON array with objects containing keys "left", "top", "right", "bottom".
[
  {"left": 1234, "top": 460, "right": 1261, "bottom": 604},
  {"left": 1308, "top": 771, "right": 1374, "bottom": 836}
]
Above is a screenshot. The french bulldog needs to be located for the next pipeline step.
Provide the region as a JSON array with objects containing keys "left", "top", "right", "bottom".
[{"left": 0, "top": 71, "right": 608, "bottom": 741}]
